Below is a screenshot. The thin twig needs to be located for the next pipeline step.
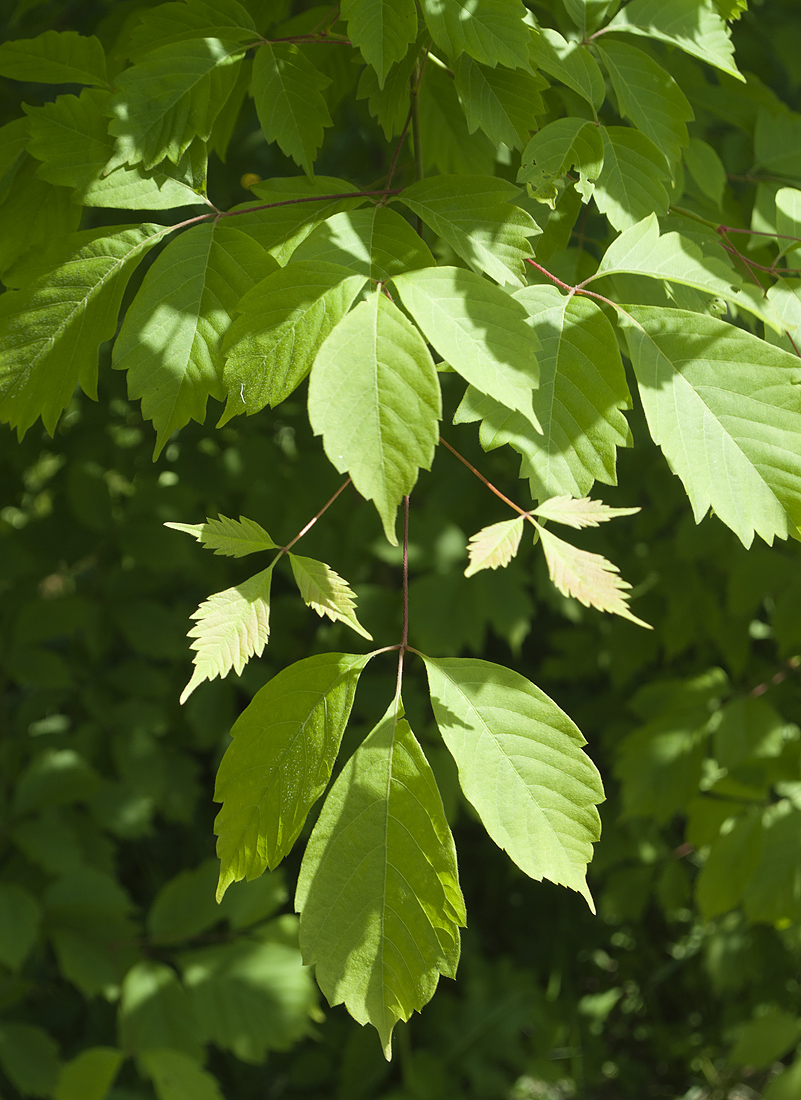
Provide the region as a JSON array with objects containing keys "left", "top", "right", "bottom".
[
  {"left": 439, "top": 437, "right": 530, "bottom": 517},
  {"left": 281, "top": 478, "right": 351, "bottom": 553}
]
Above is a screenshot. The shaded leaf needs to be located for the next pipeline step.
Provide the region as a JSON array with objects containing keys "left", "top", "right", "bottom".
[
  {"left": 253, "top": 42, "right": 332, "bottom": 176},
  {"left": 684, "top": 137, "right": 726, "bottom": 205},
  {"left": 518, "top": 117, "right": 604, "bottom": 206},
  {"left": 454, "top": 54, "right": 545, "bottom": 150},
  {"left": 356, "top": 38, "right": 420, "bottom": 139},
  {"left": 164, "top": 514, "right": 277, "bottom": 557},
  {"left": 529, "top": 26, "right": 604, "bottom": 111},
  {"left": 464, "top": 516, "right": 525, "bottom": 576},
  {"left": 55, "top": 1048, "right": 124, "bottom": 1100},
  {"left": 126, "top": 0, "right": 257, "bottom": 59},
  {"left": 0, "top": 1024, "right": 60, "bottom": 1099},
  {"left": 341, "top": 0, "right": 417, "bottom": 87},
  {"left": 0, "top": 883, "right": 41, "bottom": 971},
  {"left": 608, "top": 0, "right": 742, "bottom": 81},
  {"left": 0, "top": 30, "right": 107, "bottom": 86},
  {"left": 138, "top": 1050, "right": 223, "bottom": 1100},
  {"left": 289, "top": 554, "right": 373, "bottom": 639},
  {"left": 420, "top": 0, "right": 531, "bottom": 69},
  {"left": 594, "top": 126, "right": 670, "bottom": 231}
]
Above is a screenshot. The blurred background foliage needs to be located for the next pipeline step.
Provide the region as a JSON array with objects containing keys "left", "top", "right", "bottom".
[{"left": 3, "top": 0, "right": 801, "bottom": 1098}]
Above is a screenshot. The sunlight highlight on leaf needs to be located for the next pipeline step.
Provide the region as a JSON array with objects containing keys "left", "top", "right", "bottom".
[
  {"left": 289, "top": 554, "right": 372, "bottom": 640},
  {"left": 464, "top": 516, "right": 524, "bottom": 576}
]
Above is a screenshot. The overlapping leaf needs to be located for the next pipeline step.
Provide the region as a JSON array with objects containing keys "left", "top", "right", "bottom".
[
  {"left": 683, "top": 137, "right": 727, "bottom": 205},
  {"left": 454, "top": 55, "right": 545, "bottom": 150},
  {"left": 356, "top": 40, "right": 420, "bottom": 139},
  {"left": 423, "top": 656, "right": 604, "bottom": 907},
  {"left": 125, "top": 0, "right": 257, "bottom": 59},
  {"left": 0, "top": 30, "right": 108, "bottom": 86},
  {"left": 0, "top": 224, "right": 165, "bottom": 436},
  {"left": 620, "top": 306, "right": 801, "bottom": 546},
  {"left": 291, "top": 207, "right": 435, "bottom": 281},
  {"left": 221, "top": 261, "right": 366, "bottom": 420},
  {"left": 308, "top": 292, "right": 441, "bottom": 544},
  {"left": 420, "top": 0, "right": 530, "bottom": 69},
  {"left": 107, "top": 39, "right": 243, "bottom": 171},
  {"left": 393, "top": 266, "right": 540, "bottom": 425},
  {"left": 214, "top": 653, "right": 370, "bottom": 896},
  {"left": 464, "top": 517, "right": 525, "bottom": 576},
  {"left": 341, "top": 0, "right": 417, "bottom": 88},
  {"left": 0, "top": 157, "right": 80, "bottom": 281},
  {"left": 528, "top": 26, "right": 604, "bottom": 111},
  {"left": 518, "top": 118, "right": 604, "bottom": 206},
  {"left": 164, "top": 515, "right": 277, "bottom": 557},
  {"left": 297, "top": 704, "right": 465, "bottom": 1059},
  {"left": 594, "top": 126, "right": 670, "bottom": 231},
  {"left": 289, "top": 555, "right": 373, "bottom": 639},
  {"left": 180, "top": 565, "right": 274, "bottom": 704},
  {"left": 417, "top": 64, "right": 496, "bottom": 178},
  {"left": 454, "top": 286, "right": 631, "bottom": 499},
  {"left": 398, "top": 176, "right": 539, "bottom": 286},
  {"left": 607, "top": 0, "right": 742, "bottom": 81},
  {"left": 113, "top": 222, "right": 277, "bottom": 454},
  {"left": 253, "top": 43, "right": 332, "bottom": 176}
]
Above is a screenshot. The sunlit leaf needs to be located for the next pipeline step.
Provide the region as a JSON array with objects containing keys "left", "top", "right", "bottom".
[
  {"left": 464, "top": 516, "right": 525, "bottom": 576},
  {"left": 164, "top": 515, "right": 277, "bottom": 557},
  {"left": 289, "top": 554, "right": 373, "bottom": 639}
]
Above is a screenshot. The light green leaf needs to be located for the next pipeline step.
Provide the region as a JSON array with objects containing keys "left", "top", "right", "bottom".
[
  {"left": 0, "top": 223, "right": 165, "bottom": 437},
  {"left": 464, "top": 516, "right": 524, "bottom": 576},
  {"left": 356, "top": 38, "right": 420, "bottom": 139},
  {"left": 392, "top": 266, "right": 540, "bottom": 426},
  {"left": 179, "top": 565, "right": 275, "bottom": 704},
  {"left": 399, "top": 175, "right": 539, "bottom": 286},
  {"left": 253, "top": 42, "right": 332, "bottom": 176},
  {"left": 533, "top": 497, "right": 640, "bottom": 528},
  {"left": 107, "top": 39, "right": 243, "bottom": 171},
  {"left": 536, "top": 523, "right": 651, "bottom": 627},
  {"left": 113, "top": 222, "right": 276, "bottom": 454},
  {"left": 0, "top": 1024, "right": 60, "bottom": 1099},
  {"left": 341, "top": 0, "right": 417, "bottom": 87},
  {"left": 596, "top": 40, "right": 693, "bottom": 169},
  {"left": 607, "top": 0, "right": 743, "bottom": 81},
  {"left": 221, "top": 261, "right": 366, "bottom": 421},
  {"left": 164, "top": 514, "right": 277, "bottom": 556},
  {"left": 214, "top": 653, "right": 370, "bottom": 896},
  {"left": 308, "top": 292, "right": 441, "bottom": 545},
  {"left": 529, "top": 26, "right": 605, "bottom": 111},
  {"left": 454, "top": 286, "right": 630, "bottom": 499},
  {"left": 593, "top": 126, "right": 670, "bottom": 231},
  {"left": 0, "top": 883, "right": 41, "bottom": 971},
  {"left": 775, "top": 186, "right": 801, "bottom": 260},
  {"left": 292, "top": 206, "right": 435, "bottom": 281},
  {"left": 454, "top": 54, "right": 545, "bottom": 150},
  {"left": 620, "top": 306, "right": 801, "bottom": 547},
  {"left": 126, "top": 0, "right": 257, "bottom": 59},
  {"left": 423, "top": 656, "right": 604, "bottom": 907},
  {"left": 138, "top": 1050, "right": 223, "bottom": 1100},
  {"left": 683, "top": 136, "right": 727, "bottom": 205},
  {"left": 563, "top": 0, "right": 619, "bottom": 34},
  {"left": 297, "top": 703, "right": 465, "bottom": 1059},
  {"left": 420, "top": 0, "right": 531, "bottom": 69},
  {"left": 24, "top": 90, "right": 207, "bottom": 209},
  {"left": 55, "top": 1048, "right": 124, "bottom": 1100},
  {"left": 289, "top": 554, "right": 373, "bottom": 639},
  {"left": 0, "top": 30, "right": 107, "bottom": 86},
  {"left": 518, "top": 118, "right": 604, "bottom": 206}
]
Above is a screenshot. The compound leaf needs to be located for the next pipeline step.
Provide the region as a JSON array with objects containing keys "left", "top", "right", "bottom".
[
  {"left": 180, "top": 565, "right": 274, "bottom": 704},
  {"left": 608, "top": 0, "right": 743, "bottom": 82},
  {"left": 297, "top": 703, "right": 465, "bottom": 1059},
  {"left": 253, "top": 42, "right": 332, "bottom": 176},
  {"left": 420, "top": 0, "right": 531, "bottom": 69},
  {"left": 308, "top": 292, "right": 441, "bottom": 545},
  {"left": 533, "top": 497, "right": 640, "bottom": 528},
  {"left": 289, "top": 554, "right": 373, "bottom": 640},
  {"left": 214, "top": 653, "right": 370, "bottom": 895},
  {"left": 341, "top": 0, "right": 418, "bottom": 87},
  {"left": 0, "top": 30, "right": 107, "bottom": 86},
  {"left": 464, "top": 516, "right": 525, "bottom": 576},
  {"left": 164, "top": 515, "right": 277, "bottom": 556},
  {"left": 423, "top": 656, "right": 604, "bottom": 907},
  {"left": 620, "top": 306, "right": 801, "bottom": 547}
]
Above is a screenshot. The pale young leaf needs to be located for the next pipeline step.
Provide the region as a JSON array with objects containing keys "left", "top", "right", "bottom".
[
  {"left": 180, "top": 566, "right": 274, "bottom": 704},
  {"left": 164, "top": 515, "right": 277, "bottom": 556},
  {"left": 289, "top": 554, "right": 373, "bottom": 640},
  {"left": 464, "top": 517, "right": 524, "bottom": 577},
  {"left": 536, "top": 524, "right": 651, "bottom": 628},
  {"left": 533, "top": 497, "right": 640, "bottom": 529}
]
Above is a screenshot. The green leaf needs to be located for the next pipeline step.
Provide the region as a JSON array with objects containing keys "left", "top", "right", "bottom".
[
  {"left": 518, "top": 118, "right": 604, "bottom": 207},
  {"left": 214, "top": 653, "right": 370, "bottom": 896},
  {"left": 533, "top": 497, "right": 640, "bottom": 528},
  {"left": 0, "top": 883, "right": 41, "bottom": 971},
  {"left": 420, "top": 0, "right": 531, "bottom": 69},
  {"left": 307, "top": 292, "right": 441, "bottom": 544},
  {"left": 107, "top": 39, "right": 243, "bottom": 171},
  {"left": 292, "top": 206, "right": 435, "bottom": 281},
  {"left": 528, "top": 26, "right": 605, "bottom": 111},
  {"left": 179, "top": 564, "right": 275, "bottom": 704},
  {"left": 125, "top": 0, "right": 258, "bottom": 59},
  {"left": 417, "top": 63, "right": 496, "bottom": 178},
  {"left": 729, "top": 1010, "right": 801, "bottom": 1069},
  {"left": 464, "top": 516, "right": 525, "bottom": 576},
  {"left": 356, "top": 38, "right": 421, "bottom": 139},
  {"left": 165, "top": 514, "right": 277, "bottom": 556},
  {"left": 684, "top": 137, "right": 727, "bottom": 205},
  {"left": 25, "top": 90, "right": 207, "bottom": 209},
  {"left": 0, "top": 223, "right": 165, "bottom": 436},
  {"left": 607, "top": 0, "right": 743, "bottom": 81},
  {"left": 423, "top": 656, "right": 604, "bottom": 907},
  {"left": 392, "top": 266, "right": 540, "bottom": 426},
  {"left": 743, "top": 801, "right": 801, "bottom": 924},
  {"left": 220, "top": 261, "right": 366, "bottom": 420},
  {"left": 454, "top": 286, "right": 631, "bottom": 499},
  {"left": 253, "top": 42, "right": 332, "bottom": 176},
  {"left": 399, "top": 175, "right": 539, "bottom": 286},
  {"left": 55, "top": 1048, "right": 124, "bottom": 1100},
  {"left": 0, "top": 30, "right": 107, "bottom": 86},
  {"left": 620, "top": 306, "right": 801, "bottom": 546},
  {"left": 113, "top": 221, "right": 276, "bottom": 454},
  {"left": 535, "top": 523, "right": 651, "bottom": 627},
  {"left": 146, "top": 860, "right": 222, "bottom": 944},
  {"left": 0, "top": 156, "right": 80, "bottom": 280},
  {"left": 596, "top": 40, "right": 693, "bottom": 169},
  {"left": 454, "top": 55, "right": 545, "bottom": 150},
  {"left": 593, "top": 126, "right": 670, "bottom": 231},
  {"left": 341, "top": 0, "right": 417, "bottom": 87},
  {"left": 754, "top": 106, "right": 801, "bottom": 180},
  {"left": 563, "top": 0, "right": 619, "bottom": 34},
  {"left": 696, "top": 809, "right": 761, "bottom": 918},
  {"left": 0, "top": 1024, "right": 60, "bottom": 1099},
  {"left": 297, "top": 703, "right": 466, "bottom": 1059},
  {"left": 289, "top": 554, "right": 373, "bottom": 639},
  {"left": 775, "top": 186, "right": 801, "bottom": 260},
  {"left": 120, "top": 961, "right": 204, "bottom": 1060},
  {"left": 138, "top": 1050, "right": 223, "bottom": 1100}
]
